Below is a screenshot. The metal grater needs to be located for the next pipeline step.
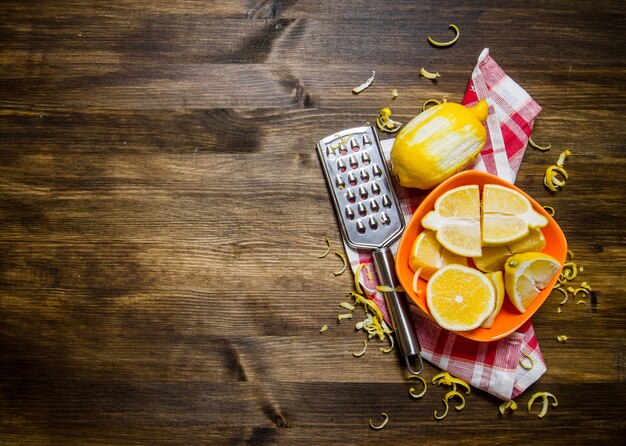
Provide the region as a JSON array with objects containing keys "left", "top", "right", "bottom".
[{"left": 317, "top": 126, "right": 423, "bottom": 374}]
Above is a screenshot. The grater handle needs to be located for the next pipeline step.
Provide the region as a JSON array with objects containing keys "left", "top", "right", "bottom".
[{"left": 373, "top": 247, "right": 424, "bottom": 375}]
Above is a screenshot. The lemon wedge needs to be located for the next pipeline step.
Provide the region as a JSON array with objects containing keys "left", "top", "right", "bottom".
[
  {"left": 409, "top": 229, "right": 467, "bottom": 280},
  {"left": 481, "top": 184, "right": 548, "bottom": 246},
  {"left": 504, "top": 252, "right": 562, "bottom": 313},
  {"left": 473, "top": 228, "right": 546, "bottom": 273},
  {"left": 422, "top": 185, "right": 482, "bottom": 257}
]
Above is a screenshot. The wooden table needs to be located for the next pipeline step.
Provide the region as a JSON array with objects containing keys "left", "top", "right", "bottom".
[{"left": 1, "top": 1, "right": 625, "bottom": 444}]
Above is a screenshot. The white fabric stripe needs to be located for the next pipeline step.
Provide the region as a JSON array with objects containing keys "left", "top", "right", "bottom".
[
  {"left": 471, "top": 53, "right": 514, "bottom": 183},
  {"left": 439, "top": 330, "right": 457, "bottom": 371},
  {"left": 470, "top": 342, "right": 488, "bottom": 385}
]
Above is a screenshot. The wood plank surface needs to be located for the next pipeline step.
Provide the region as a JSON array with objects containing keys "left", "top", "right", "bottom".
[{"left": 1, "top": 1, "right": 625, "bottom": 444}]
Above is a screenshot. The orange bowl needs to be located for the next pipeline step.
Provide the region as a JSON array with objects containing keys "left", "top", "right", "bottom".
[{"left": 395, "top": 170, "right": 567, "bottom": 342}]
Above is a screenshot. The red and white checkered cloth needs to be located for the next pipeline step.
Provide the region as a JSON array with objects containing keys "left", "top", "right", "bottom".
[{"left": 344, "top": 49, "right": 545, "bottom": 400}]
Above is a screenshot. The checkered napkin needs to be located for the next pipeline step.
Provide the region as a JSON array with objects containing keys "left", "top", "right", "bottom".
[{"left": 344, "top": 49, "right": 545, "bottom": 400}]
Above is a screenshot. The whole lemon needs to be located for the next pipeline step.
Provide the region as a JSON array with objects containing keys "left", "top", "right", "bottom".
[{"left": 391, "top": 100, "right": 489, "bottom": 189}]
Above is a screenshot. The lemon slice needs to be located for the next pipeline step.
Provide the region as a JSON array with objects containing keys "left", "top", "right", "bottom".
[
  {"left": 426, "top": 264, "right": 495, "bottom": 331},
  {"left": 422, "top": 185, "right": 482, "bottom": 257},
  {"left": 482, "top": 184, "right": 548, "bottom": 246},
  {"left": 504, "top": 252, "right": 562, "bottom": 313},
  {"left": 480, "top": 271, "right": 504, "bottom": 328},
  {"left": 473, "top": 228, "right": 546, "bottom": 272},
  {"left": 409, "top": 229, "right": 467, "bottom": 280}
]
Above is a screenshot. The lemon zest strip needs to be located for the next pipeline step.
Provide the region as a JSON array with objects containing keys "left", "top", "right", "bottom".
[
  {"left": 376, "top": 285, "right": 405, "bottom": 293},
  {"left": 576, "top": 300, "right": 586, "bottom": 305},
  {"left": 527, "top": 392, "right": 558, "bottom": 418},
  {"left": 376, "top": 107, "right": 402, "bottom": 133},
  {"left": 369, "top": 412, "right": 389, "bottom": 430},
  {"left": 340, "top": 301, "right": 356, "bottom": 311},
  {"left": 434, "top": 399, "right": 450, "bottom": 420},
  {"left": 542, "top": 205, "right": 555, "bottom": 216},
  {"left": 555, "top": 286, "right": 569, "bottom": 305},
  {"left": 561, "top": 262, "right": 578, "bottom": 281},
  {"left": 529, "top": 136, "right": 552, "bottom": 151},
  {"left": 354, "top": 263, "right": 365, "bottom": 294},
  {"left": 432, "top": 371, "right": 470, "bottom": 394},
  {"left": 445, "top": 390, "right": 466, "bottom": 410},
  {"left": 556, "top": 149, "right": 571, "bottom": 167},
  {"left": 318, "top": 237, "right": 331, "bottom": 258},
  {"left": 557, "top": 335, "right": 568, "bottom": 342},
  {"left": 337, "top": 313, "right": 353, "bottom": 321},
  {"left": 449, "top": 378, "right": 471, "bottom": 394},
  {"left": 519, "top": 351, "right": 535, "bottom": 370},
  {"left": 350, "top": 292, "right": 384, "bottom": 322},
  {"left": 353, "top": 339, "right": 368, "bottom": 357},
  {"left": 353, "top": 71, "right": 375, "bottom": 94},
  {"left": 408, "top": 375, "right": 427, "bottom": 398},
  {"left": 380, "top": 334, "right": 394, "bottom": 353},
  {"left": 320, "top": 324, "right": 328, "bottom": 333},
  {"left": 333, "top": 251, "right": 348, "bottom": 276},
  {"left": 431, "top": 372, "right": 452, "bottom": 386},
  {"left": 419, "top": 67, "right": 441, "bottom": 80},
  {"left": 422, "top": 96, "right": 448, "bottom": 112},
  {"left": 427, "top": 24, "right": 460, "bottom": 47},
  {"left": 422, "top": 98, "right": 441, "bottom": 111},
  {"left": 499, "top": 400, "right": 518, "bottom": 415},
  {"left": 391, "top": 88, "right": 398, "bottom": 100}
]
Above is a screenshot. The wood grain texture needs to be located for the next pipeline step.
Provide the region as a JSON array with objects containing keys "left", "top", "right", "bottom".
[{"left": 1, "top": 1, "right": 625, "bottom": 444}]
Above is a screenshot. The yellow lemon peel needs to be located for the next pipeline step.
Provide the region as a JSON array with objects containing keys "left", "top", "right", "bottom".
[
  {"left": 408, "top": 375, "right": 427, "bottom": 399},
  {"left": 499, "top": 400, "right": 518, "bottom": 415},
  {"left": 337, "top": 313, "right": 353, "bottom": 321},
  {"left": 353, "top": 71, "right": 375, "bottom": 94},
  {"left": 339, "top": 302, "right": 355, "bottom": 311},
  {"left": 376, "top": 285, "right": 405, "bottom": 293},
  {"left": 419, "top": 67, "right": 441, "bottom": 80},
  {"left": 380, "top": 333, "right": 394, "bottom": 353},
  {"left": 352, "top": 339, "right": 368, "bottom": 357},
  {"left": 555, "top": 286, "right": 569, "bottom": 305},
  {"left": 445, "top": 390, "right": 466, "bottom": 410},
  {"left": 350, "top": 292, "right": 384, "bottom": 322},
  {"left": 573, "top": 286, "right": 591, "bottom": 300},
  {"left": 527, "top": 392, "right": 558, "bottom": 418},
  {"left": 557, "top": 149, "right": 571, "bottom": 167},
  {"left": 422, "top": 96, "right": 448, "bottom": 112},
  {"left": 576, "top": 299, "right": 586, "bottom": 305},
  {"left": 434, "top": 399, "right": 450, "bottom": 420},
  {"left": 391, "top": 88, "right": 398, "bottom": 100},
  {"left": 519, "top": 351, "right": 534, "bottom": 370},
  {"left": 561, "top": 262, "right": 578, "bottom": 280},
  {"left": 427, "top": 24, "right": 460, "bottom": 47},
  {"left": 432, "top": 372, "right": 470, "bottom": 394},
  {"left": 354, "top": 263, "right": 365, "bottom": 294},
  {"left": 334, "top": 251, "right": 348, "bottom": 276},
  {"left": 369, "top": 412, "right": 389, "bottom": 430},
  {"left": 320, "top": 324, "right": 328, "bottom": 333},
  {"left": 529, "top": 136, "right": 552, "bottom": 151},
  {"left": 542, "top": 205, "right": 555, "bottom": 216},
  {"left": 557, "top": 335, "right": 568, "bottom": 342},
  {"left": 544, "top": 150, "right": 572, "bottom": 191},
  {"left": 318, "top": 237, "right": 331, "bottom": 258},
  {"left": 376, "top": 107, "right": 403, "bottom": 133}
]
